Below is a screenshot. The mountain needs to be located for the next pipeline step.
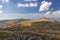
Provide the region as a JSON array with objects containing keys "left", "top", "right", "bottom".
[
  {"left": 0, "top": 18, "right": 57, "bottom": 28},
  {"left": 19, "top": 18, "right": 55, "bottom": 26},
  {"left": 0, "top": 18, "right": 31, "bottom": 28},
  {"left": 0, "top": 18, "right": 59, "bottom": 31},
  {"left": 0, "top": 18, "right": 60, "bottom": 40}
]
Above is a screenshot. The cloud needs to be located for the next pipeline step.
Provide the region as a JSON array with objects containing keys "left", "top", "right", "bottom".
[
  {"left": 39, "top": 0, "right": 52, "bottom": 11},
  {"left": 52, "top": 10, "right": 60, "bottom": 17},
  {"left": 17, "top": 3, "right": 29, "bottom": 7},
  {"left": 24, "top": 0, "right": 38, "bottom": 1},
  {"left": 45, "top": 11, "right": 51, "bottom": 15},
  {"left": 45, "top": 10, "right": 60, "bottom": 18},
  {"left": 30, "top": 3, "right": 37, "bottom": 7},
  {"left": 2, "top": 0, "right": 9, "bottom": 3},
  {"left": 0, "top": 11, "right": 3, "bottom": 14},
  {"left": 0, "top": 5, "right": 3, "bottom": 9},
  {"left": 0, "top": 13, "right": 43, "bottom": 20},
  {"left": 0, "top": 10, "right": 60, "bottom": 20},
  {"left": 17, "top": 3, "right": 37, "bottom": 7}
]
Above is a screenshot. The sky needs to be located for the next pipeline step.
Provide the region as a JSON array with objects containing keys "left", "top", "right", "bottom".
[{"left": 0, "top": 0, "right": 60, "bottom": 20}]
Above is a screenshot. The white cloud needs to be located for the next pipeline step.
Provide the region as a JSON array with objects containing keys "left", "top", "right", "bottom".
[
  {"left": 0, "top": 5, "right": 3, "bottom": 9},
  {"left": 24, "top": 4, "right": 29, "bottom": 7},
  {"left": 45, "top": 11, "right": 51, "bottom": 15},
  {"left": 52, "top": 10, "right": 60, "bottom": 17},
  {"left": 0, "top": 11, "right": 3, "bottom": 14},
  {"left": 17, "top": 3, "right": 29, "bottom": 7},
  {"left": 0, "top": 10, "right": 60, "bottom": 20},
  {"left": 30, "top": 3, "right": 37, "bottom": 7},
  {"left": 2, "top": 0, "right": 9, "bottom": 3},
  {"left": 24, "top": 0, "right": 38, "bottom": 1},
  {"left": 45, "top": 10, "right": 60, "bottom": 18},
  {"left": 17, "top": 3, "right": 37, "bottom": 7},
  {"left": 39, "top": 0, "right": 52, "bottom": 11}
]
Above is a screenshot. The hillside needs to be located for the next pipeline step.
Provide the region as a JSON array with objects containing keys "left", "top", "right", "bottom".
[
  {"left": 19, "top": 18, "right": 55, "bottom": 26},
  {"left": 0, "top": 18, "right": 60, "bottom": 40}
]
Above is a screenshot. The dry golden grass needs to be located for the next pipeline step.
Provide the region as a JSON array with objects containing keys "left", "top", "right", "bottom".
[{"left": 0, "top": 18, "right": 59, "bottom": 40}]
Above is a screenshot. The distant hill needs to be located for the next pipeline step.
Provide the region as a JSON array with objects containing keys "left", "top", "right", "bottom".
[
  {"left": 0, "top": 18, "right": 60, "bottom": 40},
  {"left": 0, "top": 18, "right": 31, "bottom": 28},
  {"left": 0, "top": 18, "right": 57, "bottom": 28},
  {"left": 19, "top": 18, "right": 56, "bottom": 26}
]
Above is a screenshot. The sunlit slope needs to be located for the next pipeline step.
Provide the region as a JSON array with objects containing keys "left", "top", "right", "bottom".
[{"left": 19, "top": 18, "right": 55, "bottom": 26}]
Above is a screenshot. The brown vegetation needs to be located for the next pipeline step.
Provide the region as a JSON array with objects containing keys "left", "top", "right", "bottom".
[{"left": 0, "top": 18, "right": 60, "bottom": 40}]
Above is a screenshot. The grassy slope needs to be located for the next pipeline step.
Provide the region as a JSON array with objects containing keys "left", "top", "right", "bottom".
[{"left": 0, "top": 19, "right": 60, "bottom": 40}]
